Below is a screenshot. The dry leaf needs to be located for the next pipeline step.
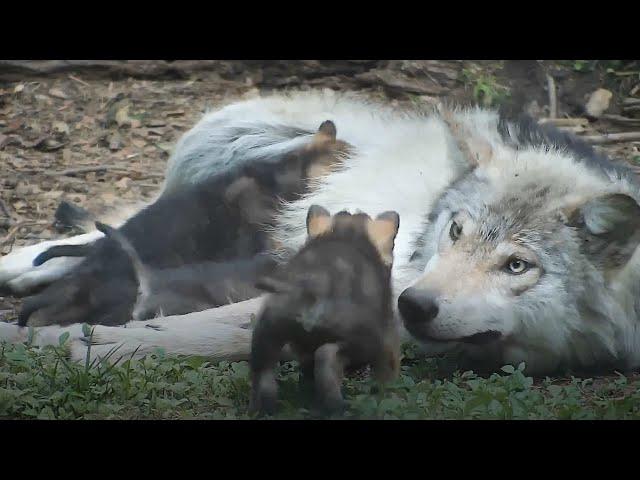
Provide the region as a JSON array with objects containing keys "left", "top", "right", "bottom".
[
  {"left": 53, "top": 121, "right": 70, "bottom": 135},
  {"left": 115, "top": 177, "right": 132, "bottom": 191},
  {"left": 48, "top": 88, "right": 69, "bottom": 100},
  {"left": 108, "top": 132, "right": 124, "bottom": 151},
  {"left": 35, "top": 94, "right": 54, "bottom": 106},
  {"left": 146, "top": 128, "right": 166, "bottom": 137},
  {"left": 62, "top": 149, "right": 72, "bottom": 163},
  {"left": 42, "top": 190, "right": 65, "bottom": 200},
  {"left": 156, "top": 143, "right": 174, "bottom": 153},
  {"left": 146, "top": 119, "right": 167, "bottom": 127},
  {"left": 131, "top": 138, "right": 147, "bottom": 149},
  {"left": 115, "top": 105, "right": 132, "bottom": 127},
  {"left": 101, "top": 192, "right": 118, "bottom": 205},
  {"left": 586, "top": 89, "right": 613, "bottom": 118}
]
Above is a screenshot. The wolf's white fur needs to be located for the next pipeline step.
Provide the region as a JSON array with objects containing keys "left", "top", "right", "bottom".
[{"left": 2, "top": 90, "right": 640, "bottom": 374}]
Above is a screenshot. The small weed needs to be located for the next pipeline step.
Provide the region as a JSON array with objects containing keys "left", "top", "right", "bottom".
[
  {"left": 2, "top": 341, "right": 640, "bottom": 419},
  {"left": 461, "top": 68, "right": 510, "bottom": 108}
]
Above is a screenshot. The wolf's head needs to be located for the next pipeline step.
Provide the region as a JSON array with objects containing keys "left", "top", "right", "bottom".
[{"left": 399, "top": 108, "right": 640, "bottom": 374}]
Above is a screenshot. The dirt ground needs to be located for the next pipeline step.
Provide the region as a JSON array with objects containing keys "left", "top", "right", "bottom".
[{"left": 1, "top": 60, "right": 639, "bottom": 325}]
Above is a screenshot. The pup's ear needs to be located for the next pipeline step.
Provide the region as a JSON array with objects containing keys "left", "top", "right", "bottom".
[
  {"left": 316, "top": 120, "right": 337, "bottom": 141},
  {"left": 564, "top": 193, "right": 640, "bottom": 272},
  {"left": 367, "top": 211, "right": 400, "bottom": 266},
  {"left": 308, "top": 120, "right": 337, "bottom": 149},
  {"left": 306, "top": 204, "right": 332, "bottom": 238}
]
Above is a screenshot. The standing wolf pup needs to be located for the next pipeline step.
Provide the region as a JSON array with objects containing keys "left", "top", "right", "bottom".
[{"left": 250, "top": 206, "right": 401, "bottom": 415}]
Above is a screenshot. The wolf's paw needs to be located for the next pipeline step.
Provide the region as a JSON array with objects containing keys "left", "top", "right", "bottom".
[{"left": 0, "top": 321, "right": 29, "bottom": 344}]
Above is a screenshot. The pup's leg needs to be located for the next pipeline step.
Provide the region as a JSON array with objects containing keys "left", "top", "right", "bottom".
[
  {"left": 249, "top": 311, "right": 287, "bottom": 416},
  {"left": 314, "top": 343, "right": 347, "bottom": 413},
  {"left": 373, "top": 328, "right": 402, "bottom": 384}
]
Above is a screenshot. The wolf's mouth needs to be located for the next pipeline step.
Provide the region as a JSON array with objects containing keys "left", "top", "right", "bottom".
[
  {"left": 459, "top": 330, "right": 502, "bottom": 345},
  {"left": 407, "top": 326, "right": 502, "bottom": 346}
]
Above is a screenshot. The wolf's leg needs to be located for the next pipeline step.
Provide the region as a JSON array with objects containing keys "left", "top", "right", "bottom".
[
  {"left": 0, "top": 322, "right": 89, "bottom": 348},
  {"left": 70, "top": 322, "right": 253, "bottom": 364},
  {"left": 69, "top": 297, "right": 266, "bottom": 363},
  {"left": 0, "top": 232, "right": 103, "bottom": 295}
]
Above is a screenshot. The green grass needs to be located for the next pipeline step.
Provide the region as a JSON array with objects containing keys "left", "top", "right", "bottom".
[
  {"left": 1, "top": 339, "right": 640, "bottom": 420},
  {"left": 461, "top": 67, "right": 511, "bottom": 108}
]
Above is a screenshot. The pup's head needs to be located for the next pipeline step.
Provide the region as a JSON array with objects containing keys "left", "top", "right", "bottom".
[
  {"left": 399, "top": 109, "right": 640, "bottom": 373},
  {"left": 271, "top": 121, "right": 352, "bottom": 196},
  {"left": 306, "top": 205, "right": 400, "bottom": 267}
]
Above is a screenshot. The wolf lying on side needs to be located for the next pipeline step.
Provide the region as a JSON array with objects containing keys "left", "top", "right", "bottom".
[
  {"left": 1, "top": 90, "right": 640, "bottom": 376},
  {"left": 250, "top": 205, "right": 401, "bottom": 415}
]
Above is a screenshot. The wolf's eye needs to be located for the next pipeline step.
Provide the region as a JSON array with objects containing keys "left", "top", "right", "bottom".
[
  {"left": 449, "top": 221, "right": 462, "bottom": 241},
  {"left": 506, "top": 258, "right": 530, "bottom": 275}
]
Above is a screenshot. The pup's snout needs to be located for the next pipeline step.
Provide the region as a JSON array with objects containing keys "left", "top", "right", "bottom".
[{"left": 398, "top": 287, "right": 439, "bottom": 326}]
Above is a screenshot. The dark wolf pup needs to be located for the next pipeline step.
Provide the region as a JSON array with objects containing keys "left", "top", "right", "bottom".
[
  {"left": 249, "top": 205, "right": 401, "bottom": 415},
  {"left": 94, "top": 221, "right": 275, "bottom": 321}
]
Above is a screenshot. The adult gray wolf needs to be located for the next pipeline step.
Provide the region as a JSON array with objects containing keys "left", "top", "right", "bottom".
[{"left": 1, "top": 90, "right": 640, "bottom": 376}]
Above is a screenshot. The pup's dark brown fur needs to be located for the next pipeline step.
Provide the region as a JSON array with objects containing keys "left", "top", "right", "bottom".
[
  {"left": 20, "top": 121, "right": 351, "bottom": 327},
  {"left": 249, "top": 205, "right": 401, "bottom": 415},
  {"left": 95, "top": 221, "right": 275, "bottom": 320}
]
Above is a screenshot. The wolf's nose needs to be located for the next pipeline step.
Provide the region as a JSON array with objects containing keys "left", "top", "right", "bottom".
[{"left": 398, "top": 288, "right": 439, "bottom": 325}]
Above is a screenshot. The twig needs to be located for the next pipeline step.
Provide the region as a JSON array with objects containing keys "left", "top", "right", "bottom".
[
  {"left": 601, "top": 114, "right": 640, "bottom": 126},
  {"left": 546, "top": 74, "right": 557, "bottom": 119},
  {"left": 0, "top": 220, "right": 49, "bottom": 247},
  {"left": 539, "top": 118, "right": 588, "bottom": 127},
  {"left": 0, "top": 199, "right": 11, "bottom": 219},
  {"left": 68, "top": 74, "right": 90, "bottom": 87},
  {"left": 582, "top": 132, "right": 640, "bottom": 145},
  {"left": 45, "top": 166, "right": 120, "bottom": 177},
  {"left": 557, "top": 125, "right": 586, "bottom": 135}
]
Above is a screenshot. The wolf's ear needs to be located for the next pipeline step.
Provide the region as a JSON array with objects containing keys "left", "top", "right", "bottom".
[
  {"left": 565, "top": 193, "right": 640, "bottom": 271},
  {"left": 367, "top": 211, "right": 400, "bottom": 266},
  {"left": 438, "top": 105, "right": 493, "bottom": 168},
  {"left": 306, "top": 204, "right": 332, "bottom": 238}
]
